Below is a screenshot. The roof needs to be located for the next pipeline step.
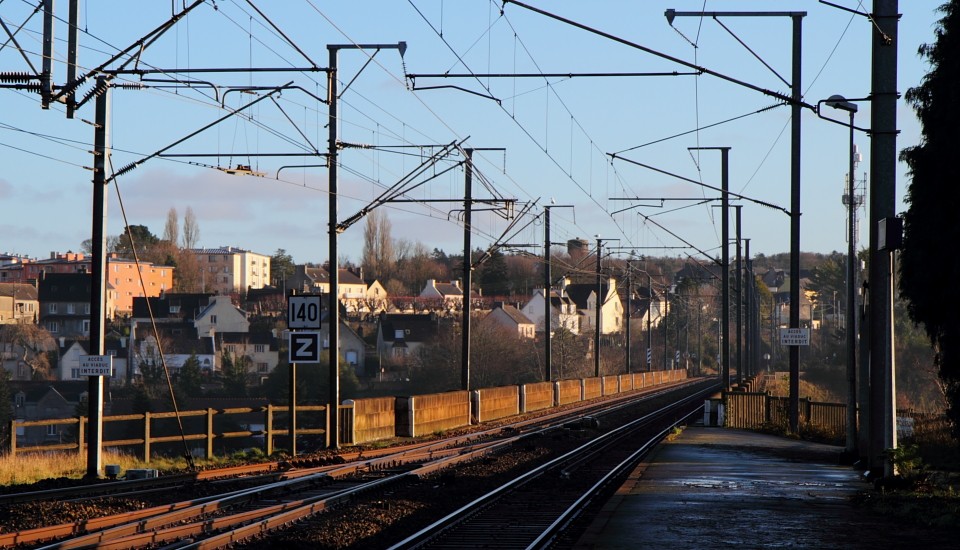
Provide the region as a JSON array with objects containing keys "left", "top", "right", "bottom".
[
  {"left": 379, "top": 313, "right": 440, "bottom": 343},
  {"left": 190, "top": 246, "right": 265, "bottom": 255},
  {"left": 132, "top": 293, "right": 214, "bottom": 319},
  {"left": 217, "top": 331, "right": 276, "bottom": 346},
  {"left": 301, "top": 267, "right": 365, "bottom": 285},
  {"left": 564, "top": 283, "right": 601, "bottom": 309},
  {"left": 0, "top": 282, "right": 38, "bottom": 300},
  {"left": 495, "top": 304, "right": 534, "bottom": 325},
  {"left": 10, "top": 380, "right": 89, "bottom": 403},
  {"left": 134, "top": 323, "right": 216, "bottom": 355},
  {"left": 38, "top": 273, "right": 93, "bottom": 301}
]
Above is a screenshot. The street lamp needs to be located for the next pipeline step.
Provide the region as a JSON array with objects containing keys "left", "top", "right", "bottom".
[{"left": 824, "top": 93, "right": 859, "bottom": 459}]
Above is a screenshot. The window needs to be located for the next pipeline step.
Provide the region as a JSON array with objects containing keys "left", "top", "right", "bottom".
[
  {"left": 107, "top": 349, "right": 117, "bottom": 356},
  {"left": 209, "top": 255, "right": 217, "bottom": 262},
  {"left": 223, "top": 267, "right": 229, "bottom": 273},
  {"left": 71, "top": 368, "right": 79, "bottom": 378},
  {"left": 82, "top": 320, "right": 90, "bottom": 334},
  {"left": 46, "top": 425, "right": 58, "bottom": 437},
  {"left": 48, "top": 303, "right": 58, "bottom": 314},
  {"left": 14, "top": 393, "right": 24, "bottom": 407},
  {"left": 222, "top": 276, "right": 228, "bottom": 283},
  {"left": 209, "top": 315, "right": 217, "bottom": 324},
  {"left": 46, "top": 321, "right": 59, "bottom": 333},
  {"left": 393, "top": 347, "right": 407, "bottom": 358},
  {"left": 257, "top": 363, "right": 269, "bottom": 373},
  {"left": 254, "top": 344, "right": 265, "bottom": 353},
  {"left": 84, "top": 303, "right": 90, "bottom": 314},
  {"left": 66, "top": 304, "right": 75, "bottom": 314}
]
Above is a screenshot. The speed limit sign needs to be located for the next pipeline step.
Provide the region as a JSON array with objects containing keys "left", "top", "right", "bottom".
[{"left": 288, "top": 295, "right": 321, "bottom": 329}]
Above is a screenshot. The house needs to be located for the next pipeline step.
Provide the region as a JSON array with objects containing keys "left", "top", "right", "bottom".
[
  {"left": 130, "top": 323, "right": 216, "bottom": 376},
  {"left": 10, "top": 381, "right": 89, "bottom": 447},
  {"left": 54, "top": 338, "right": 130, "bottom": 384},
  {"left": 316, "top": 311, "right": 370, "bottom": 376},
  {"left": 190, "top": 246, "right": 271, "bottom": 295},
  {"left": 217, "top": 331, "right": 280, "bottom": 383},
  {"left": 0, "top": 282, "right": 39, "bottom": 324},
  {"left": 0, "top": 252, "right": 173, "bottom": 315},
  {"left": 362, "top": 279, "right": 390, "bottom": 314},
  {"left": 245, "top": 286, "right": 285, "bottom": 317},
  {"left": 285, "top": 265, "right": 371, "bottom": 313},
  {"left": 38, "top": 272, "right": 117, "bottom": 337},
  {"left": 521, "top": 288, "right": 580, "bottom": 335},
  {"left": 375, "top": 313, "right": 441, "bottom": 378},
  {"left": 484, "top": 302, "right": 536, "bottom": 339},
  {"left": 132, "top": 292, "right": 216, "bottom": 322},
  {"left": 562, "top": 277, "right": 624, "bottom": 335},
  {"left": 419, "top": 279, "right": 480, "bottom": 310},
  {"left": 619, "top": 284, "right": 667, "bottom": 332},
  {"left": 132, "top": 293, "right": 249, "bottom": 335},
  {"left": 194, "top": 295, "right": 250, "bottom": 335}
]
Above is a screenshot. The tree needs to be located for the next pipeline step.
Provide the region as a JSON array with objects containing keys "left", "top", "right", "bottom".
[
  {"left": 220, "top": 351, "right": 248, "bottom": 396},
  {"left": 182, "top": 206, "right": 200, "bottom": 249},
  {"left": 478, "top": 249, "right": 510, "bottom": 297},
  {"left": 271, "top": 249, "right": 295, "bottom": 288},
  {"left": 361, "top": 209, "right": 395, "bottom": 280},
  {"left": 900, "top": 2, "right": 960, "bottom": 435},
  {"left": 178, "top": 354, "right": 203, "bottom": 397},
  {"left": 116, "top": 224, "right": 160, "bottom": 257},
  {"left": 163, "top": 207, "right": 179, "bottom": 245}
]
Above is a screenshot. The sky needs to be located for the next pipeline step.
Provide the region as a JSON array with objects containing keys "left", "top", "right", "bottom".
[{"left": 0, "top": 1, "right": 945, "bottom": 268}]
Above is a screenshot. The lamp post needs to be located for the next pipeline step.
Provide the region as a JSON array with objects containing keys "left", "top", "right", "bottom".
[{"left": 825, "top": 94, "right": 859, "bottom": 458}]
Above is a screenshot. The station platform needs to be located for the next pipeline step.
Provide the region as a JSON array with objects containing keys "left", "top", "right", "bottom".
[{"left": 574, "top": 425, "right": 955, "bottom": 549}]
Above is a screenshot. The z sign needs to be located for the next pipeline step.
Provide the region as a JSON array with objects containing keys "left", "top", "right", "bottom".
[
  {"left": 288, "top": 295, "right": 321, "bottom": 329},
  {"left": 289, "top": 332, "right": 321, "bottom": 363}
]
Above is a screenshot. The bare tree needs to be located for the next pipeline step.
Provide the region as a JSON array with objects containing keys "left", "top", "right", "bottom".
[
  {"left": 182, "top": 207, "right": 200, "bottom": 249},
  {"left": 361, "top": 209, "right": 396, "bottom": 280},
  {"left": 163, "top": 207, "right": 179, "bottom": 245}
]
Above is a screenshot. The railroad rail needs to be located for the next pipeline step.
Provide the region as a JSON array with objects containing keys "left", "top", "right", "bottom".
[
  {"left": 5, "top": 379, "right": 714, "bottom": 549},
  {"left": 387, "top": 387, "right": 713, "bottom": 549}
]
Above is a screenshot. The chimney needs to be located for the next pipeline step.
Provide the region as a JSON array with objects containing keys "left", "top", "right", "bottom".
[{"left": 58, "top": 336, "right": 65, "bottom": 348}]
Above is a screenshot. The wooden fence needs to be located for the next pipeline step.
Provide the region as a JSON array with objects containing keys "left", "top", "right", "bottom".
[
  {"left": 9, "top": 404, "right": 328, "bottom": 461},
  {"left": 724, "top": 391, "right": 847, "bottom": 439}
]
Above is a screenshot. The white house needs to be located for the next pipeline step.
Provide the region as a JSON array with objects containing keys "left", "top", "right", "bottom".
[
  {"left": 485, "top": 303, "right": 536, "bottom": 339},
  {"left": 563, "top": 278, "right": 624, "bottom": 335},
  {"left": 194, "top": 295, "right": 250, "bottom": 335},
  {"left": 521, "top": 288, "right": 580, "bottom": 335}
]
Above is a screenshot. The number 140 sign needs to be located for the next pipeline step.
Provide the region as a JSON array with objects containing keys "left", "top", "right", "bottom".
[{"left": 288, "top": 295, "right": 321, "bottom": 329}]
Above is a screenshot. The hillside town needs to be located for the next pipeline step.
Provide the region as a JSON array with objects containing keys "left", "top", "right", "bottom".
[{"left": 1, "top": 221, "right": 834, "bottom": 449}]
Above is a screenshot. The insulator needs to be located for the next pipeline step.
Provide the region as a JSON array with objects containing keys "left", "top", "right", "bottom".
[
  {"left": 79, "top": 81, "right": 109, "bottom": 105},
  {"left": 114, "top": 82, "right": 144, "bottom": 90},
  {"left": 0, "top": 72, "right": 34, "bottom": 83},
  {"left": 12, "top": 83, "right": 41, "bottom": 92}
]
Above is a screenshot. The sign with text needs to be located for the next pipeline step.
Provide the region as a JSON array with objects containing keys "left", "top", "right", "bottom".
[
  {"left": 289, "top": 331, "right": 322, "bottom": 363},
  {"left": 779, "top": 328, "right": 810, "bottom": 346},
  {"left": 79, "top": 354, "right": 113, "bottom": 377},
  {"left": 288, "top": 295, "right": 321, "bottom": 329}
]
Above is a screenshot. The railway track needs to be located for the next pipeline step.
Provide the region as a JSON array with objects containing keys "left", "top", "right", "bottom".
[
  {"left": 387, "top": 387, "right": 712, "bottom": 549},
  {"left": 4, "top": 380, "right": 715, "bottom": 549}
]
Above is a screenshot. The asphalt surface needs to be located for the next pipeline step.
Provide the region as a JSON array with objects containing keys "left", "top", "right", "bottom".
[{"left": 575, "top": 426, "right": 956, "bottom": 549}]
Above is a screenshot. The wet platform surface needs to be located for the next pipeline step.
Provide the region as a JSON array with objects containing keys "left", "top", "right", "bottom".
[{"left": 575, "top": 426, "right": 955, "bottom": 549}]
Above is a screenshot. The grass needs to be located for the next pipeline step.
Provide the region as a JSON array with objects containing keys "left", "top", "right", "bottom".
[{"left": 0, "top": 449, "right": 274, "bottom": 486}]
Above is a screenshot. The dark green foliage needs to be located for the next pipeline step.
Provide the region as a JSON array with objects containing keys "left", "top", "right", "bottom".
[
  {"left": 259, "top": 351, "right": 359, "bottom": 404},
  {"left": 178, "top": 354, "right": 203, "bottom": 397},
  {"left": 270, "top": 248, "right": 295, "bottom": 287},
  {"left": 900, "top": 2, "right": 960, "bottom": 436}
]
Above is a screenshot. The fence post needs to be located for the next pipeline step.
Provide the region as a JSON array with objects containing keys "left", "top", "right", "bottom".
[
  {"left": 206, "top": 408, "right": 215, "bottom": 459},
  {"left": 78, "top": 416, "right": 86, "bottom": 457},
  {"left": 144, "top": 412, "right": 151, "bottom": 463},
  {"left": 266, "top": 404, "right": 274, "bottom": 456},
  {"left": 324, "top": 404, "right": 330, "bottom": 448},
  {"left": 10, "top": 420, "right": 17, "bottom": 457}
]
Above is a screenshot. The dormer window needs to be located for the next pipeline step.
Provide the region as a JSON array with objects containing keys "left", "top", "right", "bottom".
[{"left": 394, "top": 329, "right": 404, "bottom": 339}]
